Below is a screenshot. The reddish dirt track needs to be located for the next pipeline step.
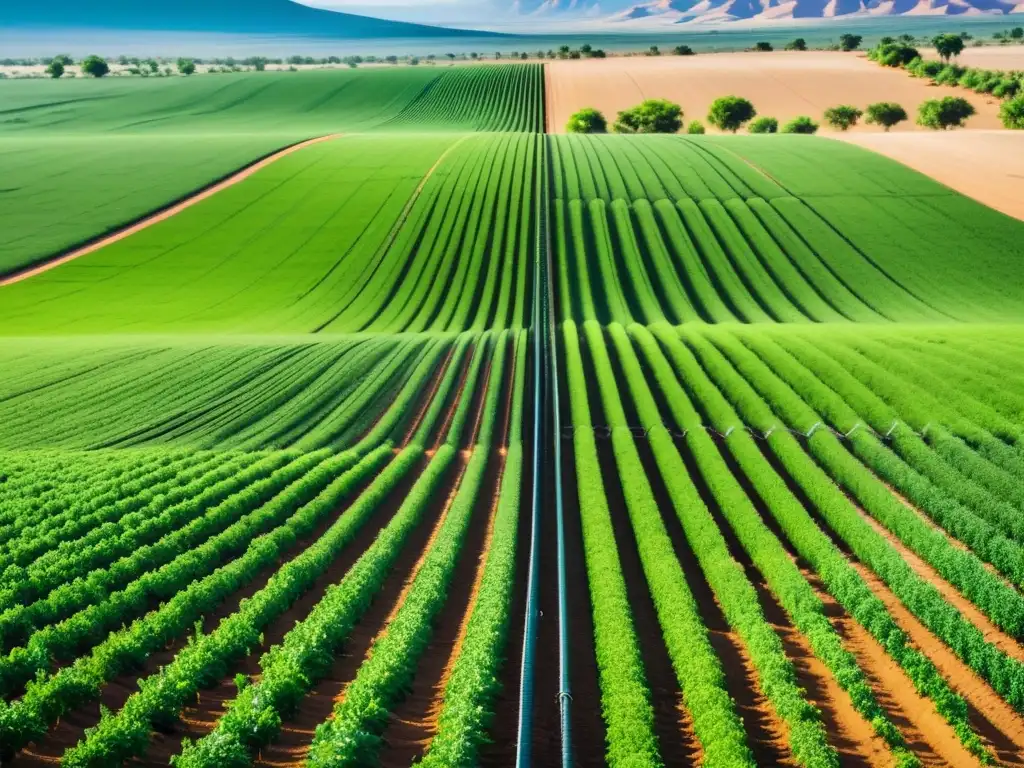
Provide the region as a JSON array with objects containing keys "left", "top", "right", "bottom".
[{"left": 0, "top": 135, "right": 343, "bottom": 288}]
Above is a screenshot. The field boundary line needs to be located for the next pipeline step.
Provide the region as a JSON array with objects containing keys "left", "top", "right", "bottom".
[{"left": 0, "top": 133, "right": 344, "bottom": 288}]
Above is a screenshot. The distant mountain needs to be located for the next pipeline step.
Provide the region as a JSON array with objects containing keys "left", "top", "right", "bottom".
[
  {"left": 508, "top": 0, "right": 1022, "bottom": 21},
  {"left": 0, "top": 0, "right": 489, "bottom": 37}
]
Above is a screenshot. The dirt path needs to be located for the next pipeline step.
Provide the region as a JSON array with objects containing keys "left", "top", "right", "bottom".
[{"left": 0, "top": 135, "right": 343, "bottom": 288}]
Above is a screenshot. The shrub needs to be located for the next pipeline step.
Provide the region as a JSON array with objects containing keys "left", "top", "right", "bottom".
[
  {"left": 839, "top": 34, "right": 863, "bottom": 51},
  {"left": 754, "top": 41, "right": 773, "bottom": 52},
  {"left": 613, "top": 99, "right": 683, "bottom": 133},
  {"left": 45, "top": 60, "right": 64, "bottom": 79},
  {"left": 747, "top": 116, "right": 778, "bottom": 134},
  {"left": 686, "top": 120, "right": 706, "bottom": 134},
  {"left": 917, "top": 96, "right": 975, "bottom": 129},
  {"left": 999, "top": 95, "right": 1024, "bottom": 129},
  {"left": 707, "top": 96, "right": 757, "bottom": 132},
  {"left": 864, "top": 102, "right": 908, "bottom": 131},
  {"left": 673, "top": 45, "right": 695, "bottom": 56},
  {"left": 993, "top": 78, "right": 1020, "bottom": 99},
  {"left": 176, "top": 58, "right": 196, "bottom": 76},
  {"left": 782, "top": 116, "right": 819, "bottom": 134},
  {"left": 823, "top": 104, "right": 863, "bottom": 131},
  {"left": 80, "top": 55, "right": 109, "bottom": 78},
  {"left": 933, "top": 33, "right": 965, "bottom": 63},
  {"left": 785, "top": 38, "right": 807, "bottom": 51},
  {"left": 871, "top": 43, "right": 920, "bottom": 68},
  {"left": 567, "top": 107, "right": 608, "bottom": 134}
]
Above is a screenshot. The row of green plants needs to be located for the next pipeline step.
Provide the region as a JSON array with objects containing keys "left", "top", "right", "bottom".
[
  {"left": 738, "top": 332, "right": 1024, "bottom": 622},
  {"left": 587, "top": 321, "right": 839, "bottom": 768},
  {"left": 669, "top": 326, "right": 995, "bottom": 761},
  {"left": 0, "top": 454, "right": 267, "bottom": 648},
  {"left": 0, "top": 450, "right": 208, "bottom": 568},
  {"left": 0, "top": 451, "right": 291, "bottom": 617},
  {"left": 419, "top": 332, "right": 526, "bottom": 766},
  {"left": 868, "top": 37, "right": 1024, "bottom": 129},
  {"left": 698, "top": 328, "right": 1024, "bottom": 716},
  {"left": 387, "top": 64, "right": 544, "bottom": 134},
  {"left": 564, "top": 320, "right": 755, "bottom": 767},
  {"left": 768, "top": 332, "right": 1024, "bottom": 544},
  {"left": 0, "top": 453, "right": 330, "bottom": 698},
  {"left": 305, "top": 351, "right": 504, "bottom": 765},
  {"left": 59, "top": 445, "right": 403, "bottom": 768},
  {"left": 569, "top": 95, "right": 983, "bottom": 134},
  {"left": 622, "top": 323, "right": 917, "bottom": 765},
  {"left": 175, "top": 337, "right": 500, "bottom": 767},
  {"left": 0, "top": 448, "right": 370, "bottom": 758}
]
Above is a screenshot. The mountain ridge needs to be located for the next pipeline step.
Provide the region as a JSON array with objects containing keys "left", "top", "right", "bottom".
[
  {"left": 512, "top": 0, "right": 1022, "bottom": 23},
  {"left": 0, "top": 0, "right": 490, "bottom": 38}
]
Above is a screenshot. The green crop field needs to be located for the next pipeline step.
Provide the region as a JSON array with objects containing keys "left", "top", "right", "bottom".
[{"left": 2, "top": 59, "right": 1024, "bottom": 768}]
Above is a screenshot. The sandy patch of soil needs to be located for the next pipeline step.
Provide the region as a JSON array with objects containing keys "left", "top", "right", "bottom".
[
  {"left": 836, "top": 130, "right": 1024, "bottom": 221},
  {"left": 546, "top": 51, "right": 1006, "bottom": 134},
  {"left": 955, "top": 44, "right": 1024, "bottom": 71}
]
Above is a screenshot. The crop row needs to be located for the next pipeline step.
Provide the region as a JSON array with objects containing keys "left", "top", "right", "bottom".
[{"left": 549, "top": 135, "right": 1024, "bottom": 324}]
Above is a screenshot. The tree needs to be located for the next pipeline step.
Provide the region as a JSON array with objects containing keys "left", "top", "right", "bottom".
[
  {"left": 686, "top": 120, "right": 705, "bottom": 134},
  {"left": 567, "top": 108, "right": 608, "bottom": 134},
  {"left": 917, "top": 96, "right": 975, "bottom": 129},
  {"left": 879, "top": 36, "right": 895, "bottom": 45},
  {"left": 1011, "top": 27, "right": 1024, "bottom": 40},
  {"left": 871, "top": 42, "right": 920, "bottom": 68},
  {"left": 998, "top": 95, "right": 1024, "bottom": 130},
  {"left": 648, "top": 45, "right": 661, "bottom": 56},
  {"left": 839, "top": 34, "right": 863, "bottom": 51},
  {"left": 864, "top": 102, "right": 908, "bottom": 131},
  {"left": 80, "top": 55, "right": 109, "bottom": 78},
  {"left": 782, "top": 116, "right": 819, "bottom": 134},
  {"left": 673, "top": 45, "right": 695, "bottom": 56},
  {"left": 754, "top": 41, "right": 773, "bottom": 52},
  {"left": 45, "top": 59, "right": 65, "bottom": 79},
  {"left": 823, "top": 104, "right": 862, "bottom": 131},
  {"left": 785, "top": 38, "right": 807, "bottom": 51},
  {"left": 932, "top": 33, "right": 965, "bottom": 63},
  {"left": 613, "top": 99, "right": 683, "bottom": 133},
  {"left": 177, "top": 58, "right": 196, "bottom": 76},
  {"left": 748, "top": 116, "right": 778, "bottom": 133},
  {"left": 581, "top": 43, "right": 593, "bottom": 54},
  {"left": 53, "top": 53, "right": 74, "bottom": 65},
  {"left": 707, "top": 96, "right": 757, "bottom": 133},
  {"left": 898, "top": 34, "right": 916, "bottom": 43}
]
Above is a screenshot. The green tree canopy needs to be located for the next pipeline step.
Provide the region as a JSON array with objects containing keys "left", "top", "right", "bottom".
[
  {"left": 999, "top": 96, "right": 1024, "bottom": 130},
  {"left": 748, "top": 117, "right": 779, "bottom": 134},
  {"left": 613, "top": 99, "right": 683, "bottom": 134},
  {"left": 917, "top": 96, "right": 975, "bottom": 129},
  {"left": 177, "top": 58, "right": 196, "bottom": 76},
  {"left": 823, "top": 104, "right": 863, "bottom": 131},
  {"left": 567, "top": 107, "right": 608, "bottom": 134},
  {"left": 782, "top": 116, "right": 819, "bottom": 134},
  {"left": 785, "top": 38, "right": 807, "bottom": 51},
  {"left": 45, "top": 59, "right": 64, "bottom": 79},
  {"left": 80, "top": 55, "right": 109, "bottom": 78},
  {"left": 839, "top": 34, "right": 863, "bottom": 51},
  {"left": 864, "top": 102, "right": 908, "bottom": 131},
  {"left": 933, "top": 33, "right": 965, "bottom": 63},
  {"left": 686, "top": 120, "right": 705, "bottom": 134},
  {"left": 707, "top": 96, "right": 757, "bottom": 133}
]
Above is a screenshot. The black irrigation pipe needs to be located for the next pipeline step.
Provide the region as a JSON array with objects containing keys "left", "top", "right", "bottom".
[{"left": 516, "top": 116, "right": 573, "bottom": 766}]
